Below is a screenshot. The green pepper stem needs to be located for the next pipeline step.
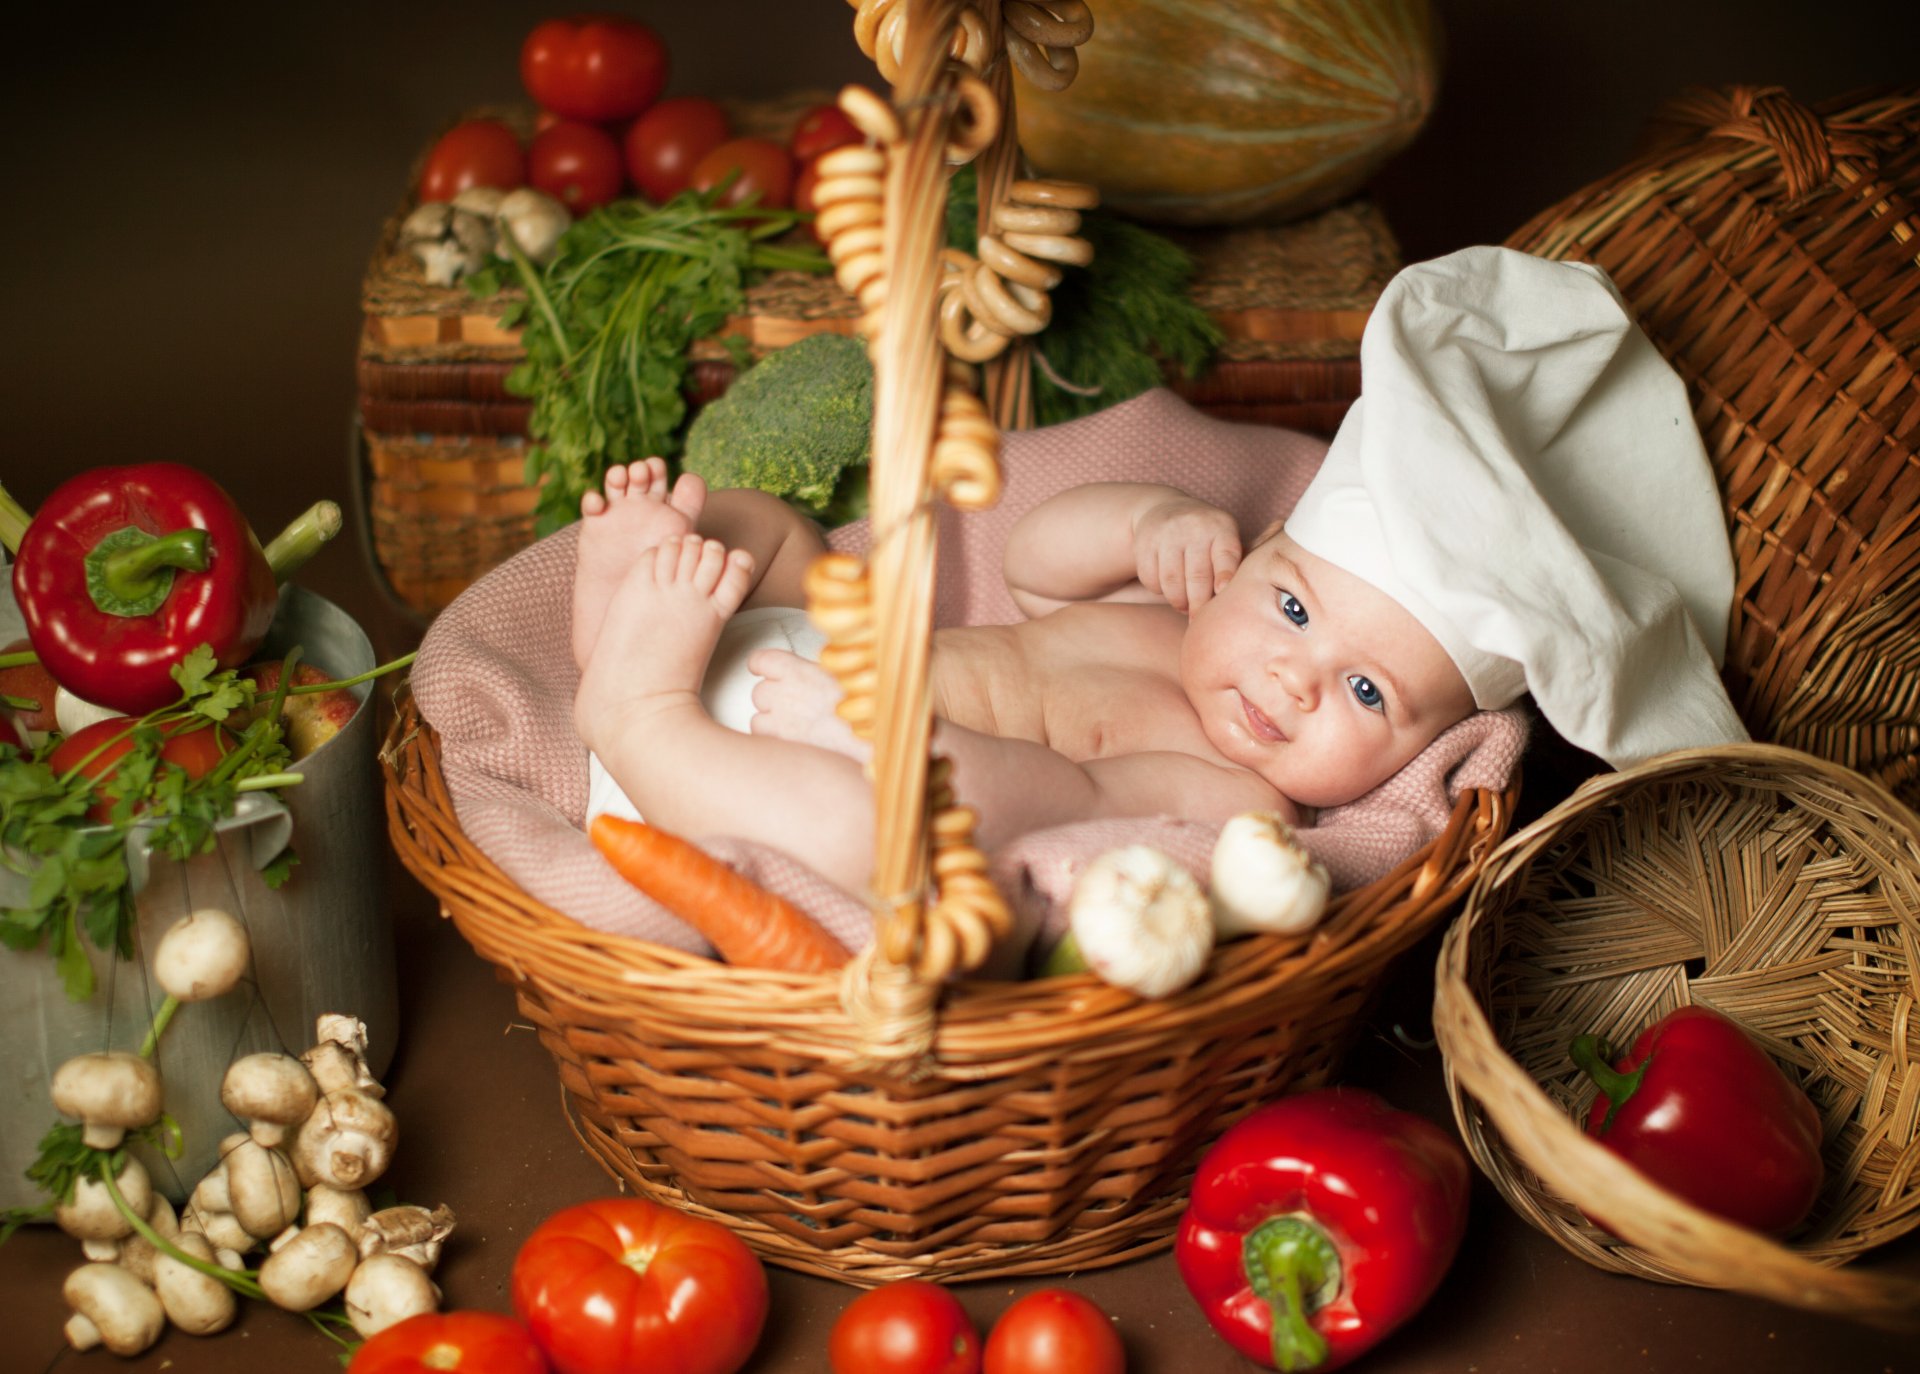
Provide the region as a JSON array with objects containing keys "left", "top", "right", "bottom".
[
  {"left": 0, "top": 649, "right": 37, "bottom": 669},
  {"left": 1244, "top": 1215, "right": 1341, "bottom": 1372},
  {"left": 0, "top": 479, "right": 28, "bottom": 554},
  {"left": 261, "top": 500, "right": 343, "bottom": 582},
  {"left": 92, "top": 527, "right": 210, "bottom": 616},
  {"left": 1570, "top": 1034, "right": 1648, "bottom": 1133}
]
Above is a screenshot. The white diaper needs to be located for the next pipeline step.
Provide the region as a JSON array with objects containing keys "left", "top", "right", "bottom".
[{"left": 585, "top": 605, "right": 828, "bottom": 826}]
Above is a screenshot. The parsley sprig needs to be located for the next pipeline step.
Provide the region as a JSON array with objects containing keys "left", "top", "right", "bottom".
[
  {"left": 470, "top": 190, "right": 830, "bottom": 536},
  {"left": 0, "top": 645, "right": 299, "bottom": 1001}
]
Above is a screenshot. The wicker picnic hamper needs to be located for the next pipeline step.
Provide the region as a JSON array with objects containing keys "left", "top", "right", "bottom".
[
  {"left": 1434, "top": 745, "right": 1920, "bottom": 1326},
  {"left": 356, "top": 105, "right": 1402, "bottom": 619},
  {"left": 1430, "top": 84, "right": 1920, "bottom": 1328},
  {"left": 382, "top": 0, "right": 1514, "bottom": 1284}
]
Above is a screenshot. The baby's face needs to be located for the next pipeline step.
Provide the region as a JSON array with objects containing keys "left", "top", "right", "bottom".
[{"left": 1179, "top": 531, "right": 1475, "bottom": 808}]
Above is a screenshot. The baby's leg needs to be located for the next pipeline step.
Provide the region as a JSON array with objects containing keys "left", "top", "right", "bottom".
[
  {"left": 696, "top": 487, "right": 831, "bottom": 611},
  {"left": 576, "top": 533, "right": 876, "bottom": 892},
  {"left": 573, "top": 458, "right": 706, "bottom": 671}
]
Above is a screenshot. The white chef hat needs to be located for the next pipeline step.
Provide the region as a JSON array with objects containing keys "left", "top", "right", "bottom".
[{"left": 1284, "top": 245, "right": 1750, "bottom": 768}]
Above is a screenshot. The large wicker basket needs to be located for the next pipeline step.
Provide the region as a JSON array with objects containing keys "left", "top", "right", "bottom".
[
  {"left": 1434, "top": 745, "right": 1920, "bottom": 1327},
  {"left": 383, "top": 0, "right": 1515, "bottom": 1284},
  {"left": 1505, "top": 83, "right": 1920, "bottom": 807}
]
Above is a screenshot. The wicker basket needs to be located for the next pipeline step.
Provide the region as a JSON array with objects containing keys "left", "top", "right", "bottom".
[
  {"left": 382, "top": 0, "right": 1514, "bottom": 1284},
  {"left": 1504, "top": 84, "right": 1920, "bottom": 808},
  {"left": 356, "top": 98, "right": 1402, "bottom": 620},
  {"left": 1433, "top": 744, "right": 1920, "bottom": 1327}
]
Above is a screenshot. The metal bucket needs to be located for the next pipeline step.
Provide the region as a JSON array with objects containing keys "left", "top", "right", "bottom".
[{"left": 0, "top": 585, "right": 396, "bottom": 1209}]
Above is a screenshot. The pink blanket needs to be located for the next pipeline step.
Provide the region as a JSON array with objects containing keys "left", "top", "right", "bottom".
[{"left": 413, "top": 389, "right": 1527, "bottom": 966}]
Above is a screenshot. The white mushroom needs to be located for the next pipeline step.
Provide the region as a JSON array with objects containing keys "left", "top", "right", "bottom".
[
  {"left": 1051, "top": 845, "right": 1215, "bottom": 998},
  {"left": 224, "top": 1139, "right": 303, "bottom": 1239},
  {"left": 154, "top": 1230, "right": 238, "bottom": 1336},
  {"left": 54, "top": 1153, "right": 151, "bottom": 1258},
  {"left": 400, "top": 201, "right": 495, "bottom": 287},
  {"left": 182, "top": 1134, "right": 259, "bottom": 1255},
  {"left": 152, "top": 906, "right": 251, "bottom": 1001},
  {"left": 259, "top": 1222, "right": 360, "bottom": 1311},
  {"left": 293, "top": 1090, "right": 397, "bottom": 1191},
  {"left": 117, "top": 1193, "right": 180, "bottom": 1285},
  {"left": 357, "top": 1204, "right": 457, "bottom": 1273},
  {"left": 302, "top": 1015, "right": 384, "bottom": 1098},
  {"left": 50, "top": 1051, "right": 163, "bottom": 1149},
  {"left": 222, "top": 1052, "right": 319, "bottom": 1148},
  {"left": 450, "top": 184, "right": 509, "bottom": 218},
  {"left": 53, "top": 686, "right": 121, "bottom": 738},
  {"left": 344, "top": 1253, "right": 441, "bottom": 1337},
  {"left": 494, "top": 187, "right": 572, "bottom": 264},
  {"left": 305, "top": 1184, "right": 373, "bottom": 1237},
  {"left": 63, "top": 1262, "right": 166, "bottom": 1356},
  {"left": 1209, "top": 811, "right": 1332, "bottom": 939}
]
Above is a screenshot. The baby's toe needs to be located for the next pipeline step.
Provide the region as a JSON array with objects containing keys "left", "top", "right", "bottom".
[{"left": 580, "top": 489, "right": 607, "bottom": 517}]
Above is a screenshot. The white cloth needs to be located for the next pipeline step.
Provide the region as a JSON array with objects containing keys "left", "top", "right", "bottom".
[
  {"left": 585, "top": 606, "right": 828, "bottom": 826},
  {"left": 1284, "top": 246, "right": 1748, "bottom": 769}
]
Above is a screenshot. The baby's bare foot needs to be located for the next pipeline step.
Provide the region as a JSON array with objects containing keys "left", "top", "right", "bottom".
[
  {"left": 574, "top": 534, "right": 755, "bottom": 753},
  {"left": 572, "top": 458, "right": 709, "bottom": 670}
]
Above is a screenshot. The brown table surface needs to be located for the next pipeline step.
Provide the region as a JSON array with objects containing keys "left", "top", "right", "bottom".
[{"left": 1, "top": 537, "right": 1916, "bottom": 1373}]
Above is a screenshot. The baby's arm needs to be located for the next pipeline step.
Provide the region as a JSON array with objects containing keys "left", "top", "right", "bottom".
[
  {"left": 1003, "top": 482, "right": 1242, "bottom": 618},
  {"left": 933, "top": 719, "right": 1298, "bottom": 850}
]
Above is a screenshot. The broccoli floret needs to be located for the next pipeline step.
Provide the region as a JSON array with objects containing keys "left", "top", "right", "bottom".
[{"left": 680, "top": 332, "right": 874, "bottom": 521}]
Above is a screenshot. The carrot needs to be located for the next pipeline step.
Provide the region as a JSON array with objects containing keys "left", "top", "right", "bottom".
[{"left": 589, "top": 814, "right": 851, "bottom": 972}]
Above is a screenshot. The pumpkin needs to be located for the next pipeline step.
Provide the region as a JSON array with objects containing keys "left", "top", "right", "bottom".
[{"left": 1013, "top": 0, "right": 1441, "bottom": 227}]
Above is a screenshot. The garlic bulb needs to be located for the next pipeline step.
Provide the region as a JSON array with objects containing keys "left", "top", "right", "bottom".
[
  {"left": 1209, "top": 811, "right": 1330, "bottom": 939},
  {"left": 1061, "top": 845, "right": 1213, "bottom": 998}
]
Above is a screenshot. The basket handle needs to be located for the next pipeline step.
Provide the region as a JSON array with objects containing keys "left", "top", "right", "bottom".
[
  {"left": 811, "top": 0, "right": 1097, "bottom": 1070},
  {"left": 1650, "top": 84, "right": 1899, "bottom": 203}
]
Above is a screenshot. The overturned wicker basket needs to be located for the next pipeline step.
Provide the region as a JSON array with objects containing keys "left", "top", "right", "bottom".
[
  {"left": 1434, "top": 745, "right": 1920, "bottom": 1327},
  {"left": 384, "top": 0, "right": 1517, "bottom": 1284}
]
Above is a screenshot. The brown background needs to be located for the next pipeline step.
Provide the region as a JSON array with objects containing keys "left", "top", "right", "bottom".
[{"left": 3, "top": 3, "right": 1919, "bottom": 1371}]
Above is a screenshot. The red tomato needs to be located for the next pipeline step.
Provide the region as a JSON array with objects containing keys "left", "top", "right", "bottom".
[
  {"left": 830, "top": 1280, "right": 981, "bottom": 1374},
  {"left": 420, "top": 119, "right": 527, "bottom": 202},
  {"left": 511, "top": 1198, "right": 767, "bottom": 1374},
  {"left": 790, "top": 103, "right": 863, "bottom": 163},
  {"left": 689, "top": 137, "right": 795, "bottom": 211},
  {"left": 49, "top": 716, "right": 233, "bottom": 823},
  {"left": 521, "top": 17, "right": 668, "bottom": 124},
  {"left": 983, "top": 1290, "right": 1125, "bottom": 1374},
  {"left": 793, "top": 160, "right": 828, "bottom": 244},
  {"left": 0, "top": 637, "right": 58, "bottom": 732},
  {"left": 624, "top": 96, "right": 732, "bottom": 205},
  {"left": 529, "top": 121, "right": 626, "bottom": 214},
  {"left": 349, "top": 1310, "right": 550, "bottom": 1374}
]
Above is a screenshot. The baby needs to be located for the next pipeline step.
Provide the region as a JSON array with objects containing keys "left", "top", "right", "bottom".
[{"left": 572, "top": 247, "right": 1751, "bottom": 896}]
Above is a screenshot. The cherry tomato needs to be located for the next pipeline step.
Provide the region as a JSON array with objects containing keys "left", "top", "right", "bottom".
[
  {"left": 0, "top": 637, "right": 59, "bottom": 733},
  {"left": 624, "top": 96, "right": 732, "bottom": 205},
  {"left": 49, "top": 716, "right": 233, "bottom": 823},
  {"left": 689, "top": 137, "right": 795, "bottom": 211},
  {"left": 420, "top": 119, "right": 527, "bottom": 202},
  {"left": 791, "top": 103, "right": 864, "bottom": 163},
  {"left": 529, "top": 120, "right": 626, "bottom": 214},
  {"left": 511, "top": 1198, "right": 767, "bottom": 1374},
  {"left": 349, "top": 1310, "right": 550, "bottom": 1374},
  {"left": 521, "top": 17, "right": 668, "bottom": 124},
  {"left": 830, "top": 1280, "right": 981, "bottom": 1374},
  {"left": 983, "top": 1290, "right": 1126, "bottom": 1374}
]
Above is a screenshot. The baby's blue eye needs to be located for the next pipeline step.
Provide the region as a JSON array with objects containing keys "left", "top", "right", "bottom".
[
  {"left": 1279, "top": 592, "right": 1308, "bottom": 627},
  {"left": 1348, "top": 675, "right": 1384, "bottom": 711}
]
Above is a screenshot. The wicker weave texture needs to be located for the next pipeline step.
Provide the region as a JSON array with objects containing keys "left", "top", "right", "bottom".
[
  {"left": 386, "top": 705, "right": 1510, "bottom": 1281},
  {"left": 1505, "top": 86, "right": 1920, "bottom": 804},
  {"left": 1435, "top": 744, "right": 1920, "bottom": 1327}
]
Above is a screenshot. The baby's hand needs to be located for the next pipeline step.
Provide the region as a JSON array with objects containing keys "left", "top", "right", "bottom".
[
  {"left": 1133, "top": 496, "right": 1242, "bottom": 613},
  {"left": 748, "top": 649, "right": 871, "bottom": 764}
]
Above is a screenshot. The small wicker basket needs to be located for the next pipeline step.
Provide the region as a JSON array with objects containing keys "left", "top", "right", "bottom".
[
  {"left": 384, "top": 0, "right": 1515, "bottom": 1284},
  {"left": 1434, "top": 744, "right": 1920, "bottom": 1327}
]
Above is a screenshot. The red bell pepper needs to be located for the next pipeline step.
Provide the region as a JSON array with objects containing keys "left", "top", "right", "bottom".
[
  {"left": 1175, "top": 1087, "right": 1470, "bottom": 1372},
  {"left": 8, "top": 463, "right": 279, "bottom": 716},
  {"left": 1572, "top": 1004, "right": 1824, "bottom": 1236}
]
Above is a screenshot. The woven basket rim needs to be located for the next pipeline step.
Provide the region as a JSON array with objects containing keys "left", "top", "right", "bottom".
[{"left": 1435, "top": 741, "right": 1920, "bottom": 1329}]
